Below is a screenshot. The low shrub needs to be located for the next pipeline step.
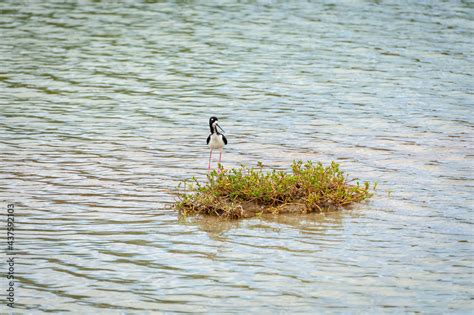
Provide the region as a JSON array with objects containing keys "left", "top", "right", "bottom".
[{"left": 175, "top": 161, "right": 374, "bottom": 219}]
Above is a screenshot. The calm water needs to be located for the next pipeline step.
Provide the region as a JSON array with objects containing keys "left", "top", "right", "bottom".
[{"left": 1, "top": 1, "right": 473, "bottom": 313}]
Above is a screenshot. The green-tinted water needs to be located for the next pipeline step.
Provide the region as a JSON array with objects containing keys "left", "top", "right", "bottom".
[{"left": 1, "top": 1, "right": 473, "bottom": 313}]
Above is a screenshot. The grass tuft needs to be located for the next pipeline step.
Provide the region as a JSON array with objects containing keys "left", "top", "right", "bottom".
[{"left": 175, "top": 160, "right": 374, "bottom": 219}]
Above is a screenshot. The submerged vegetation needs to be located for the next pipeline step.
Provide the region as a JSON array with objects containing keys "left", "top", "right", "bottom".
[{"left": 175, "top": 161, "right": 374, "bottom": 219}]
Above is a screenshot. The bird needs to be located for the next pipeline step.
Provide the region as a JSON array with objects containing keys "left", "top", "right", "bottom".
[{"left": 206, "top": 116, "right": 227, "bottom": 172}]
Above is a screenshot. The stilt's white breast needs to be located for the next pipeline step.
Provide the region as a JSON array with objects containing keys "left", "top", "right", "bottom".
[{"left": 209, "top": 134, "right": 225, "bottom": 150}]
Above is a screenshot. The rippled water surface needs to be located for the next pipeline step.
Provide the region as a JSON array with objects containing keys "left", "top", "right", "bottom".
[{"left": 1, "top": 1, "right": 473, "bottom": 313}]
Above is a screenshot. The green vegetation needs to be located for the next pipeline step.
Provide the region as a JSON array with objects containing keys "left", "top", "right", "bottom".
[{"left": 175, "top": 161, "right": 374, "bottom": 219}]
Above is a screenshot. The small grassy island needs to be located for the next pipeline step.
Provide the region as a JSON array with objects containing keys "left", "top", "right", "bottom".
[{"left": 176, "top": 161, "right": 375, "bottom": 219}]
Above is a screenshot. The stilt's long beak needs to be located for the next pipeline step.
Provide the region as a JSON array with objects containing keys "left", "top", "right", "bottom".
[{"left": 216, "top": 123, "right": 225, "bottom": 133}]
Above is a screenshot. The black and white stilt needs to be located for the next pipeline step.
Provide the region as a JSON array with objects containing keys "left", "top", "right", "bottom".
[{"left": 206, "top": 116, "right": 227, "bottom": 172}]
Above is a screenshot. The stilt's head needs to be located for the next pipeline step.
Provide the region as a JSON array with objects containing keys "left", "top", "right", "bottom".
[{"left": 209, "top": 116, "right": 225, "bottom": 134}]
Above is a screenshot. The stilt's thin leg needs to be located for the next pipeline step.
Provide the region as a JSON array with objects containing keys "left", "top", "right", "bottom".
[{"left": 208, "top": 149, "right": 212, "bottom": 172}]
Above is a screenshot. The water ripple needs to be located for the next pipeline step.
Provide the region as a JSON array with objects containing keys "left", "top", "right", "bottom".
[{"left": 1, "top": 1, "right": 473, "bottom": 313}]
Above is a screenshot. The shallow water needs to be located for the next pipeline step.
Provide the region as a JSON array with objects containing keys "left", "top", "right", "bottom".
[{"left": 1, "top": 1, "right": 473, "bottom": 313}]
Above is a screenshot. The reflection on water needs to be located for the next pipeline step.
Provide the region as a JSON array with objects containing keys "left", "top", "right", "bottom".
[{"left": 1, "top": 1, "right": 473, "bottom": 313}]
